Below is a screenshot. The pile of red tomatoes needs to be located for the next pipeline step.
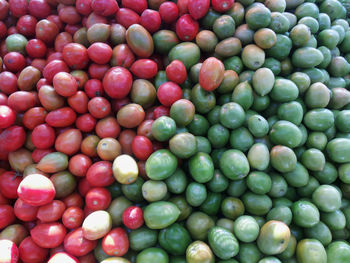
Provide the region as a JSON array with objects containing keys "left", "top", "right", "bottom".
[{"left": 0, "top": 0, "right": 227, "bottom": 262}]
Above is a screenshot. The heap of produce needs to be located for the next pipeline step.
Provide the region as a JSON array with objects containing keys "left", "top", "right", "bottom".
[{"left": 0, "top": 0, "right": 350, "bottom": 262}]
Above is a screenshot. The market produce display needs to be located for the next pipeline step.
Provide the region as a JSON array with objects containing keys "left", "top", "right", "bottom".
[{"left": 0, "top": 0, "right": 350, "bottom": 262}]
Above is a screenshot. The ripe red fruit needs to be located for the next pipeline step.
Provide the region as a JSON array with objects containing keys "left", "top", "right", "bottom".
[{"left": 122, "top": 206, "right": 144, "bottom": 229}]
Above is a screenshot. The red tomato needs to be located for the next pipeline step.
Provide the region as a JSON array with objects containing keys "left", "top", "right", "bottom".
[
  {"left": 87, "top": 97, "right": 111, "bottom": 119},
  {"left": 26, "top": 39, "right": 47, "bottom": 58},
  {"left": 28, "top": 0, "right": 51, "bottom": 19},
  {"left": 95, "top": 117, "right": 121, "bottom": 138},
  {"left": 14, "top": 198, "right": 39, "bottom": 222},
  {"left": 86, "top": 161, "right": 114, "bottom": 187},
  {"left": 0, "top": 204, "right": 15, "bottom": 229},
  {"left": 130, "top": 59, "right": 158, "bottom": 79},
  {"left": 0, "top": 172, "right": 21, "bottom": 199},
  {"left": 67, "top": 91, "right": 88, "bottom": 114},
  {"left": 62, "top": 206, "right": 84, "bottom": 229},
  {"left": 0, "top": 240, "right": 19, "bottom": 263},
  {"left": 0, "top": 0, "right": 9, "bottom": 20},
  {"left": 0, "top": 105, "right": 15, "bottom": 128},
  {"left": 78, "top": 253, "right": 96, "bottom": 263},
  {"left": 35, "top": 19, "right": 59, "bottom": 44},
  {"left": 153, "top": 105, "right": 170, "bottom": 119},
  {"left": 0, "top": 126, "right": 26, "bottom": 153},
  {"left": 49, "top": 244, "right": 65, "bottom": 257},
  {"left": 31, "top": 59, "right": 46, "bottom": 72},
  {"left": 30, "top": 222, "right": 66, "bottom": 249},
  {"left": 177, "top": 0, "right": 189, "bottom": 15},
  {"left": 115, "top": 8, "right": 140, "bottom": 29},
  {"left": 45, "top": 107, "right": 77, "bottom": 127},
  {"left": 68, "top": 154, "right": 92, "bottom": 177},
  {"left": 64, "top": 228, "right": 97, "bottom": 257},
  {"left": 17, "top": 174, "right": 55, "bottom": 206},
  {"left": 159, "top": 2, "right": 179, "bottom": 24},
  {"left": 62, "top": 43, "right": 89, "bottom": 70},
  {"left": 137, "top": 119, "right": 154, "bottom": 139},
  {"left": 84, "top": 79, "right": 104, "bottom": 98},
  {"left": 85, "top": 12, "right": 107, "bottom": 29},
  {"left": 212, "top": 0, "right": 235, "bottom": 12},
  {"left": 9, "top": 0, "right": 27, "bottom": 17},
  {"left": 122, "top": 206, "right": 144, "bottom": 230},
  {"left": 157, "top": 82, "right": 183, "bottom": 106},
  {"left": 55, "top": 33, "right": 73, "bottom": 53},
  {"left": 122, "top": 0, "right": 147, "bottom": 14},
  {"left": 48, "top": 252, "right": 79, "bottom": 263},
  {"left": 103, "top": 67, "right": 133, "bottom": 99},
  {"left": 111, "top": 44, "right": 135, "bottom": 68},
  {"left": 111, "top": 97, "right": 131, "bottom": 112},
  {"left": 31, "top": 124, "right": 55, "bottom": 149},
  {"left": 55, "top": 128, "right": 82, "bottom": 156},
  {"left": 91, "top": 0, "right": 119, "bottom": 16},
  {"left": 63, "top": 193, "right": 84, "bottom": 208},
  {"left": 102, "top": 228, "right": 129, "bottom": 256},
  {"left": 16, "top": 15, "right": 37, "bottom": 38},
  {"left": 0, "top": 71, "right": 18, "bottom": 95},
  {"left": 87, "top": 42, "right": 112, "bottom": 65},
  {"left": 85, "top": 187, "right": 111, "bottom": 211},
  {"left": 47, "top": 52, "right": 63, "bottom": 63},
  {"left": 75, "top": 114, "right": 96, "bottom": 133},
  {"left": 42, "top": 60, "right": 69, "bottom": 83},
  {"left": 88, "top": 63, "right": 110, "bottom": 80},
  {"left": 53, "top": 72, "right": 78, "bottom": 97},
  {"left": 8, "top": 91, "right": 35, "bottom": 112},
  {"left": 0, "top": 92, "right": 8, "bottom": 106},
  {"left": 0, "top": 192, "right": 9, "bottom": 205},
  {"left": 70, "top": 70, "right": 88, "bottom": 89},
  {"left": 176, "top": 14, "right": 199, "bottom": 41},
  {"left": 188, "top": 0, "right": 210, "bottom": 19},
  {"left": 132, "top": 136, "right": 153, "bottom": 161},
  {"left": 166, "top": 60, "right": 187, "bottom": 84},
  {"left": 19, "top": 237, "right": 48, "bottom": 263},
  {"left": 140, "top": 9, "right": 161, "bottom": 33},
  {"left": 75, "top": 0, "right": 92, "bottom": 16},
  {"left": 119, "top": 129, "right": 136, "bottom": 155},
  {"left": 58, "top": 6, "right": 81, "bottom": 25},
  {"left": 46, "top": 15, "right": 64, "bottom": 31},
  {"left": 3, "top": 52, "right": 26, "bottom": 72},
  {"left": 37, "top": 200, "right": 66, "bottom": 223},
  {"left": 22, "top": 107, "right": 47, "bottom": 130}
]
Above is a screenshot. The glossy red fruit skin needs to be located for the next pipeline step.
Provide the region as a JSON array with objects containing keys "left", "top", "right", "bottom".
[
  {"left": 132, "top": 135, "right": 153, "bottom": 161},
  {"left": 0, "top": 204, "right": 15, "bottom": 229},
  {"left": 9, "top": 0, "right": 28, "bottom": 18},
  {"left": 75, "top": 114, "right": 96, "bottom": 132},
  {"left": 53, "top": 72, "right": 78, "bottom": 97},
  {"left": 19, "top": 237, "right": 49, "bottom": 263},
  {"left": 28, "top": 0, "right": 51, "bottom": 19},
  {"left": 140, "top": 9, "right": 161, "bottom": 33},
  {"left": 62, "top": 43, "right": 89, "bottom": 70},
  {"left": 91, "top": 0, "right": 119, "bottom": 16},
  {"left": 87, "top": 97, "right": 111, "bottom": 119},
  {"left": 76, "top": 0, "right": 92, "bottom": 16},
  {"left": 0, "top": 0, "right": 9, "bottom": 20},
  {"left": 86, "top": 161, "right": 114, "bottom": 187},
  {"left": 17, "top": 174, "right": 56, "bottom": 207},
  {"left": 159, "top": 2, "right": 179, "bottom": 24},
  {"left": 157, "top": 82, "right": 183, "bottom": 106},
  {"left": 153, "top": 105, "right": 170, "bottom": 119},
  {"left": 102, "top": 227, "right": 129, "bottom": 256},
  {"left": 0, "top": 239, "right": 19, "bottom": 263},
  {"left": 0, "top": 126, "right": 26, "bottom": 153},
  {"left": 87, "top": 42, "right": 113, "bottom": 65},
  {"left": 122, "top": 206, "right": 144, "bottom": 229},
  {"left": 103, "top": 67, "right": 133, "bottom": 99},
  {"left": 8, "top": 91, "right": 35, "bottom": 112},
  {"left": 36, "top": 200, "right": 66, "bottom": 223},
  {"left": 68, "top": 91, "right": 89, "bottom": 114},
  {"left": 115, "top": 8, "right": 140, "bottom": 29},
  {"left": 176, "top": 14, "right": 199, "bottom": 41},
  {"left": 212, "top": 0, "right": 235, "bottom": 12},
  {"left": 166, "top": 60, "right": 187, "bottom": 84},
  {"left": 26, "top": 39, "right": 47, "bottom": 58},
  {"left": 45, "top": 107, "right": 77, "bottom": 127},
  {"left": 3, "top": 52, "right": 26, "bottom": 72},
  {"left": 130, "top": 59, "right": 158, "bottom": 79},
  {"left": 31, "top": 124, "right": 55, "bottom": 149},
  {"left": 85, "top": 187, "right": 111, "bottom": 211},
  {"left": 43, "top": 60, "right": 69, "bottom": 83},
  {"left": 64, "top": 228, "right": 97, "bottom": 257},
  {"left": 122, "top": 0, "right": 147, "bottom": 14},
  {"left": 35, "top": 19, "right": 59, "bottom": 44},
  {"left": 0, "top": 105, "right": 16, "bottom": 129},
  {"left": 30, "top": 222, "right": 66, "bottom": 249},
  {"left": 188, "top": 0, "right": 210, "bottom": 19},
  {"left": 14, "top": 198, "right": 39, "bottom": 222},
  {"left": 62, "top": 206, "right": 84, "bottom": 229}
]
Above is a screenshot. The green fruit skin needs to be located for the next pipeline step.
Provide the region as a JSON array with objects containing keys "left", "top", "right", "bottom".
[
  {"left": 153, "top": 30, "right": 179, "bottom": 55},
  {"left": 191, "top": 84, "right": 217, "bottom": 114},
  {"left": 159, "top": 223, "right": 192, "bottom": 256},
  {"left": 304, "top": 109, "right": 334, "bottom": 131},
  {"left": 126, "top": 24, "right": 154, "bottom": 58},
  {"left": 270, "top": 120, "right": 302, "bottom": 148},
  {"left": 296, "top": 239, "right": 327, "bottom": 263},
  {"left": 247, "top": 143, "right": 270, "bottom": 171},
  {"left": 136, "top": 248, "right": 169, "bottom": 263},
  {"left": 292, "top": 201, "right": 320, "bottom": 228},
  {"left": 292, "top": 47, "right": 324, "bottom": 68},
  {"left": 169, "top": 42, "right": 201, "bottom": 70},
  {"left": 233, "top": 215, "right": 260, "bottom": 242},
  {"left": 208, "top": 226, "right": 239, "bottom": 260},
  {"left": 169, "top": 132, "right": 197, "bottom": 159},
  {"left": 108, "top": 197, "right": 132, "bottom": 226},
  {"left": 326, "top": 138, "right": 350, "bottom": 163},
  {"left": 270, "top": 78, "right": 299, "bottom": 102},
  {"left": 144, "top": 201, "right": 180, "bottom": 229},
  {"left": 219, "top": 149, "right": 250, "bottom": 180},
  {"left": 186, "top": 212, "right": 215, "bottom": 241},
  {"left": 189, "top": 152, "right": 214, "bottom": 183},
  {"left": 129, "top": 227, "right": 158, "bottom": 251},
  {"left": 327, "top": 241, "right": 350, "bottom": 263},
  {"left": 146, "top": 150, "right": 178, "bottom": 180}
]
